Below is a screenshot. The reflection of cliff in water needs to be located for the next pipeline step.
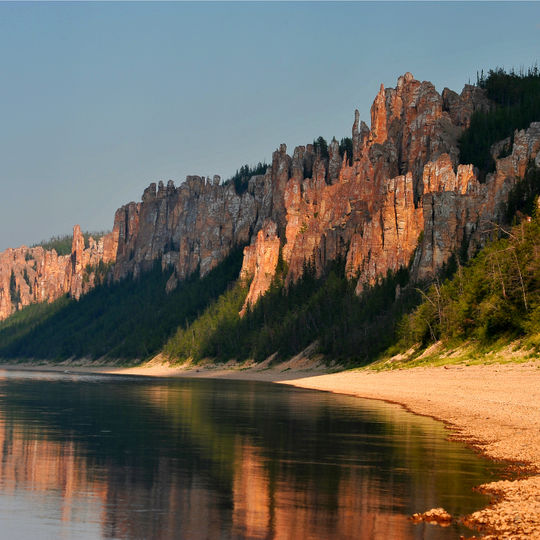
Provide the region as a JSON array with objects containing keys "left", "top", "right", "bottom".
[{"left": 0, "top": 372, "right": 501, "bottom": 539}]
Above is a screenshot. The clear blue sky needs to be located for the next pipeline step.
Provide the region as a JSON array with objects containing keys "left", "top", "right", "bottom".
[{"left": 1, "top": 1, "right": 539, "bottom": 251}]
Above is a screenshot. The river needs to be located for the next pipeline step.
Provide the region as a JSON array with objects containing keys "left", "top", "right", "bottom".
[{"left": 0, "top": 370, "right": 501, "bottom": 539}]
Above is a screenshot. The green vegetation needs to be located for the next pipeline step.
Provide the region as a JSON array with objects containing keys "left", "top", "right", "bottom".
[
  {"left": 22, "top": 268, "right": 32, "bottom": 294},
  {"left": 2, "top": 67, "right": 538, "bottom": 368},
  {"left": 339, "top": 137, "right": 353, "bottom": 166},
  {"left": 313, "top": 136, "right": 329, "bottom": 160},
  {"left": 82, "top": 260, "right": 113, "bottom": 287},
  {"left": 33, "top": 231, "right": 109, "bottom": 256},
  {"left": 9, "top": 271, "right": 21, "bottom": 307},
  {"left": 311, "top": 136, "right": 352, "bottom": 166},
  {"left": 393, "top": 155, "right": 540, "bottom": 361},
  {"left": 224, "top": 162, "right": 268, "bottom": 195},
  {"left": 165, "top": 258, "right": 419, "bottom": 366},
  {"left": 379, "top": 68, "right": 540, "bottom": 365},
  {"left": 505, "top": 162, "right": 540, "bottom": 222},
  {"left": 163, "top": 281, "right": 248, "bottom": 361},
  {"left": 0, "top": 296, "right": 71, "bottom": 351},
  {"left": 396, "top": 211, "right": 540, "bottom": 353},
  {"left": 459, "top": 66, "right": 540, "bottom": 178},
  {"left": 0, "top": 247, "right": 244, "bottom": 362},
  {"left": 380, "top": 154, "right": 540, "bottom": 367}
]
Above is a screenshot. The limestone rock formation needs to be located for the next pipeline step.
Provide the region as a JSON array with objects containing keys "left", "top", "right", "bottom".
[
  {"left": 240, "top": 75, "right": 537, "bottom": 303},
  {"left": 414, "top": 122, "right": 540, "bottom": 281},
  {"left": 66, "top": 225, "right": 117, "bottom": 300},
  {"left": 81, "top": 73, "right": 507, "bottom": 307},
  {"left": 1, "top": 73, "right": 537, "bottom": 324},
  {"left": 112, "top": 175, "right": 273, "bottom": 283},
  {"left": 239, "top": 220, "right": 281, "bottom": 315},
  {"left": 0, "top": 226, "right": 118, "bottom": 321}
]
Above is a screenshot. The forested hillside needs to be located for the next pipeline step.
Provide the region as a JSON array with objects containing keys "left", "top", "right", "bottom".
[
  {"left": 164, "top": 259, "right": 416, "bottom": 364},
  {"left": 395, "top": 170, "right": 540, "bottom": 355},
  {"left": 0, "top": 248, "right": 243, "bottom": 361}
]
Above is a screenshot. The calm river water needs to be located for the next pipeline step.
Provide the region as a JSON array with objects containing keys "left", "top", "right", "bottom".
[{"left": 0, "top": 369, "right": 501, "bottom": 539}]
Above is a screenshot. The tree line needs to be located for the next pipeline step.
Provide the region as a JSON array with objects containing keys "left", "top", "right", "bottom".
[
  {"left": 32, "top": 231, "right": 109, "bottom": 256},
  {"left": 459, "top": 66, "right": 540, "bottom": 179}
]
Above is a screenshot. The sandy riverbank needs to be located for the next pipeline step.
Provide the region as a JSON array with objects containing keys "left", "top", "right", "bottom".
[{"left": 2, "top": 357, "right": 540, "bottom": 538}]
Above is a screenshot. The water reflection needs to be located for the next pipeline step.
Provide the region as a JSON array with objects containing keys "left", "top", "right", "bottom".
[{"left": 0, "top": 370, "right": 501, "bottom": 539}]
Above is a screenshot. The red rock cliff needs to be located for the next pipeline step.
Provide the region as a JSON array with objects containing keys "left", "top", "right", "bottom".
[
  {"left": 111, "top": 174, "right": 274, "bottom": 289},
  {"left": 240, "top": 75, "right": 538, "bottom": 309},
  {"left": 2, "top": 73, "right": 539, "bottom": 322},
  {"left": 0, "top": 226, "right": 118, "bottom": 321}
]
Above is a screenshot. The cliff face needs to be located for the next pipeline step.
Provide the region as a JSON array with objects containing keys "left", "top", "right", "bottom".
[
  {"left": 415, "top": 122, "right": 540, "bottom": 281},
  {"left": 239, "top": 221, "right": 281, "bottom": 316},
  {"left": 111, "top": 174, "right": 273, "bottom": 289},
  {"left": 108, "top": 73, "right": 498, "bottom": 311},
  {"left": 240, "top": 75, "right": 538, "bottom": 309},
  {"left": 240, "top": 74, "right": 485, "bottom": 306},
  {"left": 0, "top": 226, "right": 117, "bottom": 320},
  {"left": 2, "top": 73, "right": 539, "bottom": 323}
]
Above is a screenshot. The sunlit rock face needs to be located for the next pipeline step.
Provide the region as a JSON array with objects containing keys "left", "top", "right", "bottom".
[
  {"left": 0, "top": 226, "right": 118, "bottom": 320},
  {"left": 110, "top": 72, "right": 496, "bottom": 300},
  {"left": 240, "top": 76, "right": 539, "bottom": 300},
  {"left": 239, "top": 220, "right": 281, "bottom": 315},
  {"left": 2, "top": 75, "right": 538, "bottom": 320},
  {"left": 414, "top": 122, "right": 540, "bottom": 281}
]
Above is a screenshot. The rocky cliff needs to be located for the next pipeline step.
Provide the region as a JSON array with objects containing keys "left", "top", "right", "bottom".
[
  {"left": 0, "top": 226, "right": 117, "bottom": 320},
  {"left": 107, "top": 73, "right": 496, "bottom": 310},
  {"left": 2, "top": 73, "right": 539, "bottom": 322},
  {"left": 239, "top": 75, "right": 539, "bottom": 308},
  {"left": 111, "top": 174, "right": 273, "bottom": 289}
]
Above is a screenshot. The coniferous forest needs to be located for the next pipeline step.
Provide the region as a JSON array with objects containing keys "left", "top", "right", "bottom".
[
  {"left": 459, "top": 66, "right": 540, "bottom": 177},
  {"left": 0, "top": 248, "right": 244, "bottom": 361}
]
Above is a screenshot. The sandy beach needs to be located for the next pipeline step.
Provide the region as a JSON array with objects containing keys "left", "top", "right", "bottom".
[{"left": 2, "top": 358, "right": 540, "bottom": 539}]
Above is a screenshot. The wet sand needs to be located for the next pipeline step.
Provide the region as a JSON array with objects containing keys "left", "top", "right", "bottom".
[{"left": 2, "top": 358, "right": 539, "bottom": 538}]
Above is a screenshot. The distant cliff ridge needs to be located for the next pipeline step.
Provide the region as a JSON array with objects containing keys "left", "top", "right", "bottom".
[
  {"left": 0, "top": 226, "right": 117, "bottom": 320},
  {"left": 1, "top": 72, "right": 539, "bottom": 322}
]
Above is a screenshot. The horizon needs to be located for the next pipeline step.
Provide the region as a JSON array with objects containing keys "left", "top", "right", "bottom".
[{"left": 1, "top": 1, "right": 539, "bottom": 251}]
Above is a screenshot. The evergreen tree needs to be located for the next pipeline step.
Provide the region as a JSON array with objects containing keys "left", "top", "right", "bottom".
[
  {"left": 339, "top": 137, "right": 353, "bottom": 166},
  {"left": 225, "top": 162, "right": 268, "bottom": 195},
  {"left": 313, "top": 136, "right": 329, "bottom": 160},
  {"left": 459, "top": 66, "right": 540, "bottom": 179},
  {"left": 9, "top": 271, "right": 21, "bottom": 307}
]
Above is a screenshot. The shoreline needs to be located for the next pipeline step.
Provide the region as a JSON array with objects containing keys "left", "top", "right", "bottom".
[{"left": 1, "top": 359, "right": 539, "bottom": 538}]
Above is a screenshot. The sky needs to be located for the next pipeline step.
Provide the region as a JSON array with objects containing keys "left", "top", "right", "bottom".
[{"left": 1, "top": 1, "right": 539, "bottom": 251}]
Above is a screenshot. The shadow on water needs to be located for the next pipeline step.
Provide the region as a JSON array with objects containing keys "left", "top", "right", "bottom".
[{"left": 0, "top": 370, "right": 502, "bottom": 539}]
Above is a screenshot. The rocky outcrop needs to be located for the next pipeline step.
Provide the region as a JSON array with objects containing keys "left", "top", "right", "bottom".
[
  {"left": 112, "top": 175, "right": 274, "bottom": 287},
  {"left": 110, "top": 72, "right": 483, "bottom": 295},
  {"left": 413, "top": 122, "right": 540, "bottom": 281},
  {"left": 66, "top": 225, "right": 117, "bottom": 300},
  {"left": 347, "top": 172, "right": 424, "bottom": 294},
  {"left": 410, "top": 507, "right": 453, "bottom": 525},
  {"left": 0, "top": 226, "right": 118, "bottom": 321},
  {"left": 239, "top": 221, "right": 281, "bottom": 315},
  {"left": 241, "top": 75, "right": 537, "bottom": 303},
  {"left": 91, "top": 73, "right": 534, "bottom": 313},
  {"left": 1, "top": 73, "right": 537, "bottom": 324}
]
